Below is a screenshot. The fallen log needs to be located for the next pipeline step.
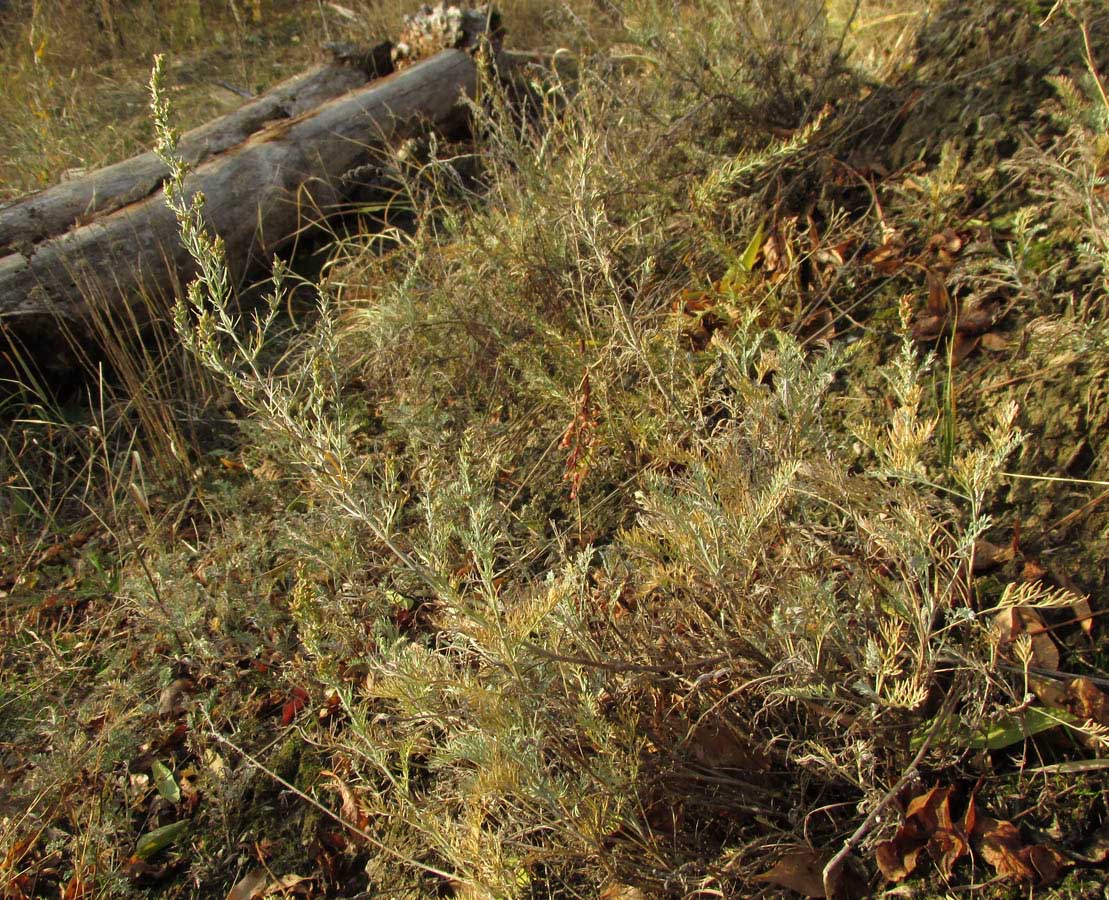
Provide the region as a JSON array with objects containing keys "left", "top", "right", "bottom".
[
  {"left": 0, "top": 44, "right": 392, "bottom": 257},
  {"left": 0, "top": 47, "right": 479, "bottom": 367}
]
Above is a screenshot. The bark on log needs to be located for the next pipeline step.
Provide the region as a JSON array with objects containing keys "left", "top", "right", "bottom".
[
  {"left": 0, "top": 46, "right": 391, "bottom": 257},
  {"left": 0, "top": 49, "right": 477, "bottom": 365}
]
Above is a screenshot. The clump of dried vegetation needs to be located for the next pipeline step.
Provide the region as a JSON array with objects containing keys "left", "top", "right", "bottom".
[{"left": 2, "top": 1, "right": 1109, "bottom": 898}]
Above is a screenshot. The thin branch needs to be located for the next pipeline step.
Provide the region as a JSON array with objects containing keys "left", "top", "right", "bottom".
[
  {"left": 205, "top": 720, "right": 472, "bottom": 888},
  {"left": 822, "top": 685, "right": 958, "bottom": 897}
]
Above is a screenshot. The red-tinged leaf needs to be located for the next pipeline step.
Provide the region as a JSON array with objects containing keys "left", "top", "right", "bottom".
[
  {"left": 61, "top": 868, "right": 93, "bottom": 900},
  {"left": 905, "top": 785, "right": 954, "bottom": 832},
  {"left": 753, "top": 848, "right": 831, "bottom": 897},
  {"left": 281, "top": 687, "right": 309, "bottom": 725}
]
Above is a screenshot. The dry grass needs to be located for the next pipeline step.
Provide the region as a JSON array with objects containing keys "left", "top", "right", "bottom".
[{"left": 3, "top": 1, "right": 1109, "bottom": 898}]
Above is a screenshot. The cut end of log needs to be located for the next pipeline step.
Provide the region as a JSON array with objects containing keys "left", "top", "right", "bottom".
[
  {"left": 392, "top": 3, "right": 503, "bottom": 70},
  {"left": 324, "top": 40, "right": 395, "bottom": 79}
]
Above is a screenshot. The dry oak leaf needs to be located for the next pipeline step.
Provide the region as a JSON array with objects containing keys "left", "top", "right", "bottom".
[
  {"left": 688, "top": 718, "right": 770, "bottom": 771},
  {"left": 753, "top": 848, "right": 832, "bottom": 897},
  {"left": 972, "top": 814, "right": 1070, "bottom": 884},
  {"left": 753, "top": 848, "right": 868, "bottom": 899},
  {"left": 974, "top": 816, "right": 1036, "bottom": 880},
  {"left": 875, "top": 785, "right": 969, "bottom": 882}
]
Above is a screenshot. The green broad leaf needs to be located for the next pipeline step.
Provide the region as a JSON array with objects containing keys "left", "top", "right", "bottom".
[
  {"left": 135, "top": 820, "right": 188, "bottom": 860},
  {"left": 738, "top": 220, "right": 767, "bottom": 273},
  {"left": 721, "top": 221, "right": 766, "bottom": 290},
  {"left": 910, "top": 706, "right": 1078, "bottom": 752},
  {"left": 152, "top": 760, "right": 181, "bottom": 803},
  {"left": 972, "top": 706, "right": 1077, "bottom": 750}
]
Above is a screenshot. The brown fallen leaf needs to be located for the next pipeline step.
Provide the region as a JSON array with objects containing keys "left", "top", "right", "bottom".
[
  {"left": 929, "top": 826, "right": 969, "bottom": 879},
  {"left": 1021, "top": 559, "right": 1048, "bottom": 582},
  {"left": 226, "top": 868, "right": 267, "bottom": 900},
  {"left": 60, "top": 867, "right": 93, "bottom": 900},
  {"left": 974, "top": 816, "right": 1037, "bottom": 881},
  {"left": 950, "top": 330, "right": 980, "bottom": 365},
  {"left": 1027, "top": 675, "right": 1068, "bottom": 708},
  {"left": 1050, "top": 570, "right": 1095, "bottom": 636},
  {"left": 926, "top": 228, "right": 964, "bottom": 257},
  {"left": 926, "top": 270, "right": 950, "bottom": 315},
  {"left": 1066, "top": 677, "right": 1109, "bottom": 726},
  {"left": 1027, "top": 845, "right": 1068, "bottom": 883},
  {"left": 981, "top": 331, "right": 1010, "bottom": 352},
  {"left": 955, "top": 297, "right": 998, "bottom": 334},
  {"left": 905, "top": 785, "right": 955, "bottom": 833},
  {"left": 876, "top": 785, "right": 969, "bottom": 882},
  {"left": 260, "top": 874, "right": 313, "bottom": 897},
  {"left": 323, "top": 770, "right": 369, "bottom": 830},
  {"left": 994, "top": 606, "right": 1060, "bottom": 671},
  {"left": 971, "top": 815, "right": 1070, "bottom": 884},
  {"left": 158, "top": 678, "right": 194, "bottom": 718},
  {"left": 753, "top": 848, "right": 832, "bottom": 897},
  {"left": 688, "top": 718, "right": 770, "bottom": 771},
  {"left": 876, "top": 825, "right": 928, "bottom": 882},
  {"left": 972, "top": 538, "right": 1015, "bottom": 573},
  {"left": 865, "top": 242, "right": 904, "bottom": 274},
  {"left": 800, "top": 307, "right": 835, "bottom": 344},
  {"left": 911, "top": 313, "right": 946, "bottom": 341}
]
